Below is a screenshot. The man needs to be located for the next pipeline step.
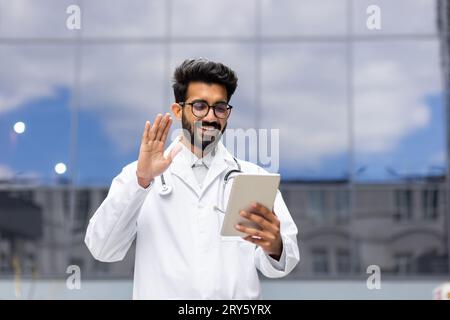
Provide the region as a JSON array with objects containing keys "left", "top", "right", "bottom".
[{"left": 85, "top": 58, "right": 299, "bottom": 299}]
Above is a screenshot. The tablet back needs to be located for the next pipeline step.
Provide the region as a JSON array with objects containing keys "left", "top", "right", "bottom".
[{"left": 220, "top": 173, "right": 280, "bottom": 237}]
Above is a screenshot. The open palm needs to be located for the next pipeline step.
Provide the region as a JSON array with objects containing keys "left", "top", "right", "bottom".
[{"left": 136, "top": 113, "right": 180, "bottom": 183}]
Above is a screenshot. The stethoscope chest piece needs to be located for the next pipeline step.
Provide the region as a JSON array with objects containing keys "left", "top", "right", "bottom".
[
  {"left": 159, "top": 184, "right": 172, "bottom": 196},
  {"left": 159, "top": 173, "right": 173, "bottom": 196}
]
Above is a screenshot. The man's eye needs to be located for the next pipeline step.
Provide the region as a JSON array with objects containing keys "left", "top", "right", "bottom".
[
  {"left": 193, "top": 102, "right": 207, "bottom": 110},
  {"left": 215, "top": 104, "right": 228, "bottom": 112}
]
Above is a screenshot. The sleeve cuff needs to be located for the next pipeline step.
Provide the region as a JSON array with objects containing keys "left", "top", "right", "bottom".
[
  {"left": 134, "top": 172, "right": 154, "bottom": 191},
  {"left": 264, "top": 240, "right": 287, "bottom": 271}
]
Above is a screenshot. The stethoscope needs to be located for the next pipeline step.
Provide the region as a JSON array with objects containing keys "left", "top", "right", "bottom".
[
  {"left": 159, "top": 173, "right": 172, "bottom": 196},
  {"left": 213, "top": 157, "right": 242, "bottom": 213},
  {"left": 158, "top": 157, "right": 242, "bottom": 208}
]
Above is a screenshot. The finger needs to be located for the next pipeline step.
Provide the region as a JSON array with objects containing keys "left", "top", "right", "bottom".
[
  {"left": 240, "top": 210, "right": 279, "bottom": 235},
  {"left": 160, "top": 117, "right": 172, "bottom": 143},
  {"left": 141, "top": 121, "right": 151, "bottom": 143},
  {"left": 156, "top": 113, "right": 170, "bottom": 141},
  {"left": 148, "top": 114, "right": 162, "bottom": 141},
  {"left": 242, "top": 235, "right": 270, "bottom": 248},
  {"left": 235, "top": 224, "right": 276, "bottom": 241},
  {"left": 249, "top": 202, "right": 278, "bottom": 224},
  {"left": 155, "top": 114, "right": 168, "bottom": 141}
]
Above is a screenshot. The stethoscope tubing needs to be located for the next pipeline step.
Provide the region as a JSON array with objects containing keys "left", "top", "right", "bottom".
[{"left": 158, "top": 157, "right": 241, "bottom": 196}]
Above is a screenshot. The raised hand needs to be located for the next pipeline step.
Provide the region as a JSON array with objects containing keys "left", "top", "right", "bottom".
[{"left": 136, "top": 113, "right": 180, "bottom": 188}]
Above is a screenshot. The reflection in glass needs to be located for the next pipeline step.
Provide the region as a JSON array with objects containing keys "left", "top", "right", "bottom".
[
  {"left": 261, "top": 43, "right": 348, "bottom": 180},
  {"left": 352, "top": 0, "right": 438, "bottom": 35},
  {"left": 261, "top": 0, "right": 347, "bottom": 36},
  {"left": 77, "top": 44, "right": 165, "bottom": 186}
]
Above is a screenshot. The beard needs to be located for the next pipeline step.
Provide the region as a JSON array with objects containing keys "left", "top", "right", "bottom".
[{"left": 181, "top": 110, "right": 227, "bottom": 153}]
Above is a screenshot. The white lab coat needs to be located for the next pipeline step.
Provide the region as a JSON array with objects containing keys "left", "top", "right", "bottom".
[{"left": 85, "top": 137, "right": 300, "bottom": 299}]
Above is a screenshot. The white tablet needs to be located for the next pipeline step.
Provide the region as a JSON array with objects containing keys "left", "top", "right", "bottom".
[{"left": 220, "top": 173, "right": 281, "bottom": 237}]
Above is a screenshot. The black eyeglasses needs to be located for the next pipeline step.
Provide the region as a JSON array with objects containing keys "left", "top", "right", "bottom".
[{"left": 178, "top": 100, "right": 233, "bottom": 119}]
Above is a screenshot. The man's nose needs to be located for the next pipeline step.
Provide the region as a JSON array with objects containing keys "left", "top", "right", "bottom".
[{"left": 202, "top": 106, "right": 218, "bottom": 122}]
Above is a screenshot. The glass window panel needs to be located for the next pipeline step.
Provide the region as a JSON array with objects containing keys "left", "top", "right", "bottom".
[
  {"left": 82, "top": 0, "right": 165, "bottom": 38},
  {"left": 307, "top": 190, "right": 327, "bottom": 222},
  {"left": 0, "top": 0, "right": 79, "bottom": 38},
  {"left": 336, "top": 249, "right": 351, "bottom": 274},
  {"left": 336, "top": 189, "right": 350, "bottom": 222},
  {"left": 311, "top": 248, "right": 329, "bottom": 274},
  {"left": 422, "top": 188, "right": 439, "bottom": 220},
  {"left": 394, "top": 252, "right": 413, "bottom": 274},
  {"left": 0, "top": 45, "right": 74, "bottom": 184},
  {"left": 261, "top": 0, "right": 348, "bottom": 36},
  {"left": 394, "top": 189, "right": 413, "bottom": 221},
  {"left": 352, "top": 0, "right": 438, "bottom": 35},
  {"left": 353, "top": 40, "right": 444, "bottom": 182},
  {"left": 77, "top": 44, "right": 165, "bottom": 186},
  {"left": 171, "top": 0, "right": 256, "bottom": 37},
  {"left": 260, "top": 43, "right": 349, "bottom": 179}
]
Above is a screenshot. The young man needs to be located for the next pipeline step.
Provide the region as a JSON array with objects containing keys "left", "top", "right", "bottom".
[{"left": 85, "top": 58, "right": 299, "bottom": 299}]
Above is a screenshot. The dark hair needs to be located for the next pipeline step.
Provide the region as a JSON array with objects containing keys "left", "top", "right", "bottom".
[{"left": 172, "top": 58, "right": 238, "bottom": 103}]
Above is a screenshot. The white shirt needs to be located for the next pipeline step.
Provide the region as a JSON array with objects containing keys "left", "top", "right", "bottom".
[
  {"left": 185, "top": 143, "right": 215, "bottom": 188},
  {"left": 85, "top": 137, "right": 300, "bottom": 299}
]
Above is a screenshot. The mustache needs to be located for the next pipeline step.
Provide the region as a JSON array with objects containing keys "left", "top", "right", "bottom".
[{"left": 194, "top": 121, "right": 221, "bottom": 130}]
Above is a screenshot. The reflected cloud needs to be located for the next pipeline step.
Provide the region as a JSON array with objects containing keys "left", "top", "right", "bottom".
[{"left": 0, "top": 0, "right": 444, "bottom": 180}]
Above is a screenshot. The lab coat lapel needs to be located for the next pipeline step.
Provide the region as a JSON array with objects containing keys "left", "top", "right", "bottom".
[
  {"left": 165, "top": 136, "right": 202, "bottom": 198},
  {"left": 199, "top": 141, "right": 234, "bottom": 198}
]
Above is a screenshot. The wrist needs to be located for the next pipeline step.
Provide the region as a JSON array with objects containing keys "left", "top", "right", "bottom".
[
  {"left": 136, "top": 171, "right": 154, "bottom": 188},
  {"left": 269, "top": 240, "right": 283, "bottom": 261},
  {"left": 269, "top": 253, "right": 281, "bottom": 261}
]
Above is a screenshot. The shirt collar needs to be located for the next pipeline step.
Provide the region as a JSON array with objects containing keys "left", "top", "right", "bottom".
[{"left": 179, "top": 141, "right": 217, "bottom": 169}]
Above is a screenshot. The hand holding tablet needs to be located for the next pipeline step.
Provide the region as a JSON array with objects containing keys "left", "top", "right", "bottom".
[{"left": 220, "top": 173, "right": 280, "bottom": 237}]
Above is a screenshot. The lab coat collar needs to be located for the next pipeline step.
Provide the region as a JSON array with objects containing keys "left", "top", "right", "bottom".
[
  {"left": 200, "top": 140, "right": 236, "bottom": 198},
  {"left": 164, "top": 136, "right": 201, "bottom": 197},
  {"left": 165, "top": 135, "right": 236, "bottom": 199}
]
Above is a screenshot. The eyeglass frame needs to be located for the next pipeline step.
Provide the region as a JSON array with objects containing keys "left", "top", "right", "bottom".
[{"left": 178, "top": 100, "right": 233, "bottom": 119}]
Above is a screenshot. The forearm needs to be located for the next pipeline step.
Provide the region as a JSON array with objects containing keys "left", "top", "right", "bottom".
[{"left": 85, "top": 165, "right": 151, "bottom": 261}]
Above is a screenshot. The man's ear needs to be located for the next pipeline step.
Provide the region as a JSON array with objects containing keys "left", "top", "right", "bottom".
[{"left": 171, "top": 103, "right": 182, "bottom": 120}]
